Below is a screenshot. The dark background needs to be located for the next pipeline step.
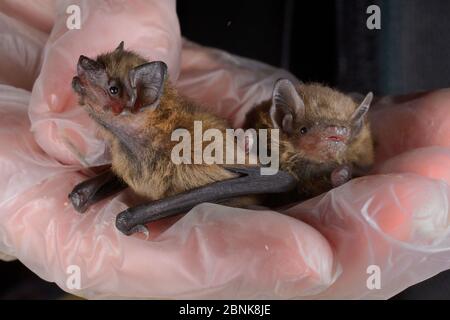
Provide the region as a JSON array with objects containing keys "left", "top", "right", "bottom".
[
  {"left": 178, "top": 0, "right": 450, "bottom": 95},
  {"left": 1, "top": 0, "right": 449, "bottom": 299}
]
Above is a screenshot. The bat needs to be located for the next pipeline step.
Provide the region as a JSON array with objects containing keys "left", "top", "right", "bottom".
[
  {"left": 245, "top": 79, "right": 374, "bottom": 200},
  {"left": 69, "top": 42, "right": 297, "bottom": 235}
]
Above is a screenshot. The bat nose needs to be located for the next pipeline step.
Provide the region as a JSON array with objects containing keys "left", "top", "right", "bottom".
[{"left": 325, "top": 126, "right": 349, "bottom": 142}]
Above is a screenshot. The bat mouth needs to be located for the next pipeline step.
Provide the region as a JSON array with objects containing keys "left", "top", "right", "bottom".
[
  {"left": 323, "top": 126, "right": 350, "bottom": 143},
  {"left": 326, "top": 135, "right": 345, "bottom": 142}
]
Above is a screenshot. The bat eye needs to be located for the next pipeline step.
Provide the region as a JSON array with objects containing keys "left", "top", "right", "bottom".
[
  {"left": 300, "top": 127, "right": 308, "bottom": 135},
  {"left": 109, "top": 86, "right": 119, "bottom": 95}
]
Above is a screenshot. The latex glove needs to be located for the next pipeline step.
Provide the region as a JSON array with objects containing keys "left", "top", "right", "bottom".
[
  {"left": 1, "top": 0, "right": 450, "bottom": 299},
  {"left": 0, "top": 12, "right": 48, "bottom": 90},
  {"left": 0, "top": 0, "right": 55, "bottom": 33}
]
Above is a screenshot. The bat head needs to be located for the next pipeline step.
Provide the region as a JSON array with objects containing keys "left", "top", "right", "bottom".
[
  {"left": 270, "top": 79, "right": 373, "bottom": 162},
  {"left": 72, "top": 41, "right": 167, "bottom": 117}
]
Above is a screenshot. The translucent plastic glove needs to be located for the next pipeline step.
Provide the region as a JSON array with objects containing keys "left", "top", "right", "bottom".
[
  {"left": 0, "top": 12, "right": 48, "bottom": 90},
  {"left": 1, "top": 0, "right": 450, "bottom": 300},
  {"left": 0, "top": 0, "right": 55, "bottom": 33}
]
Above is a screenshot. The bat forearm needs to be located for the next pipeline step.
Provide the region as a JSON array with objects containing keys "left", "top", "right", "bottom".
[{"left": 115, "top": 166, "right": 297, "bottom": 235}]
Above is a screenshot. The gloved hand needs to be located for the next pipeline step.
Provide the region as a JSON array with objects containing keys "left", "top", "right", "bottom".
[{"left": 1, "top": 0, "right": 449, "bottom": 299}]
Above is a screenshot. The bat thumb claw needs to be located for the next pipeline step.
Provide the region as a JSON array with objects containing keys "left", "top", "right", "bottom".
[
  {"left": 68, "top": 190, "right": 89, "bottom": 213},
  {"left": 116, "top": 210, "right": 132, "bottom": 235},
  {"left": 331, "top": 165, "right": 352, "bottom": 187},
  {"left": 130, "top": 225, "right": 150, "bottom": 238}
]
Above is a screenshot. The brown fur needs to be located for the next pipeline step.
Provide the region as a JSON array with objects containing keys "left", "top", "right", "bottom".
[{"left": 102, "top": 82, "right": 237, "bottom": 200}]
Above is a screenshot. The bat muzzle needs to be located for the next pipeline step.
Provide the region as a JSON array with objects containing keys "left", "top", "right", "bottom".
[{"left": 324, "top": 126, "right": 350, "bottom": 143}]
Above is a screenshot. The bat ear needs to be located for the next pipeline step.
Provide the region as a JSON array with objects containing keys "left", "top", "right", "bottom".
[
  {"left": 77, "top": 55, "right": 108, "bottom": 86},
  {"left": 77, "top": 55, "right": 104, "bottom": 73},
  {"left": 114, "top": 41, "right": 125, "bottom": 53},
  {"left": 351, "top": 92, "right": 373, "bottom": 129},
  {"left": 270, "top": 79, "right": 305, "bottom": 133},
  {"left": 126, "top": 61, "right": 168, "bottom": 111}
]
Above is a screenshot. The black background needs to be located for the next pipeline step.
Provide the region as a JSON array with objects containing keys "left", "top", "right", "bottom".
[{"left": 178, "top": 0, "right": 450, "bottom": 95}]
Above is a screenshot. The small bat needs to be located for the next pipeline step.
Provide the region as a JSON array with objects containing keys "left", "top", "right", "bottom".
[
  {"left": 245, "top": 79, "right": 374, "bottom": 200},
  {"left": 70, "top": 42, "right": 297, "bottom": 235}
]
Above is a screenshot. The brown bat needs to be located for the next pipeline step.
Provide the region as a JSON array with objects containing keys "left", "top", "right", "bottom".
[
  {"left": 69, "top": 42, "right": 297, "bottom": 235},
  {"left": 245, "top": 79, "right": 374, "bottom": 200}
]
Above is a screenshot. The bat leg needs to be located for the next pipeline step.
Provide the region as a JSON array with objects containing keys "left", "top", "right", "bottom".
[
  {"left": 69, "top": 169, "right": 128, "bottom": 213},
  {"left": 331, "top": 164, "right": 352, "bottom": 188},
  {"left": 115, "top": 166, "right": 297, "bottom": 235}
]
